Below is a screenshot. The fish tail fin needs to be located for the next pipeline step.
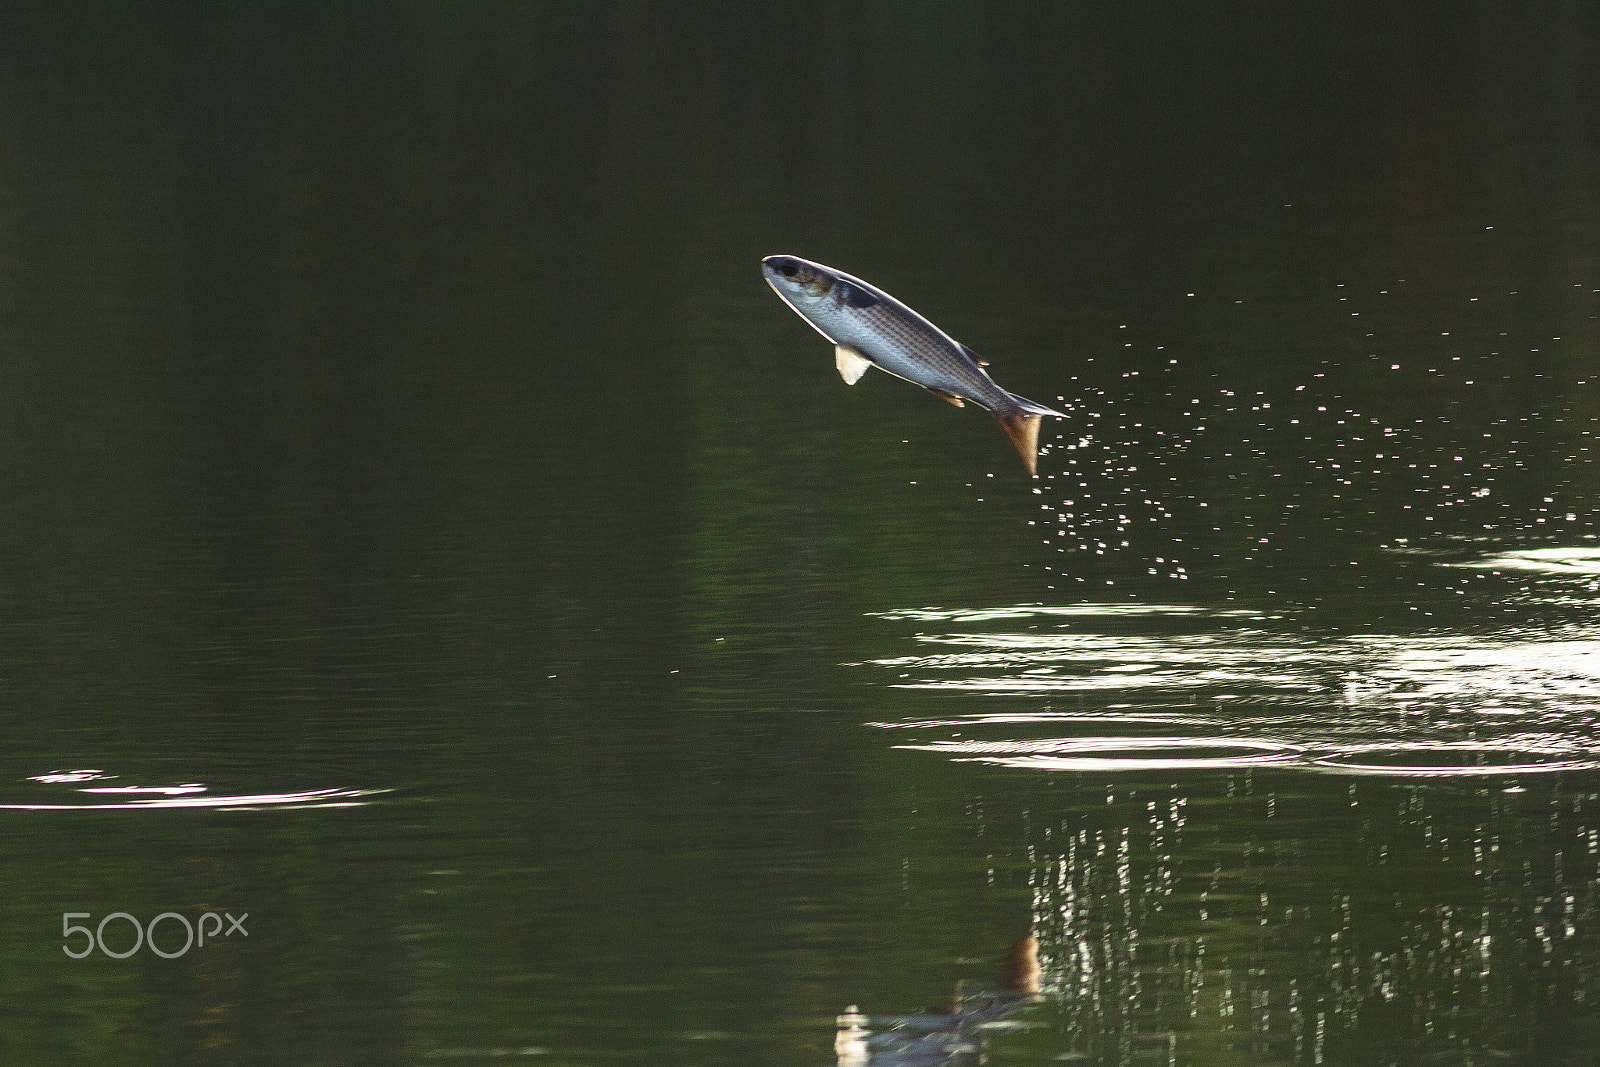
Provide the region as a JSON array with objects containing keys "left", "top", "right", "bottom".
[
  {"left": 995, "top": 391, "right": 1061, "bottom": 476},
  {"left": 996, "top": 409, "right": 1044, "bottom": 476}
]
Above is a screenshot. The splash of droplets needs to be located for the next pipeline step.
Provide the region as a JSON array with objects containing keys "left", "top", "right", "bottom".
[{"left": 1028, "top": 282, "right": 1600, "bottom": 608}]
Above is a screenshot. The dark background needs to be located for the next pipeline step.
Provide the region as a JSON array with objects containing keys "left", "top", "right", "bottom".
[{"left": 0, "top": 4, "right": 1597, "bottom": 1064}]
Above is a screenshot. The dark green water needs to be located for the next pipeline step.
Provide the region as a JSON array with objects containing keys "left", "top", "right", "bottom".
[{"left": 2, "top": 5, "right": 1599, "bottom": 1065}]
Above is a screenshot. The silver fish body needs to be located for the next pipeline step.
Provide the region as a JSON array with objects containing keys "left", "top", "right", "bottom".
[{"left": 761, "top": 254, "right": 1062, "bottom": 474}]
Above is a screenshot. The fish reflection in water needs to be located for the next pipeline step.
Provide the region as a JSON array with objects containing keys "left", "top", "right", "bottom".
[{"left": 833, "top": 936, "right": 1041, "bottom": 1066}]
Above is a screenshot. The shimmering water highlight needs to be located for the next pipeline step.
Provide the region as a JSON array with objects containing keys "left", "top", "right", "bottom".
[{"left": 863, "top": 578, "right": 1600, "bottom": 777}]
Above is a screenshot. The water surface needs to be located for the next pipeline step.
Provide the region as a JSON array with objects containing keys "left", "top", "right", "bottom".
[{"left": 1, "top": 5, "right": 1598, "bottom": 1065}]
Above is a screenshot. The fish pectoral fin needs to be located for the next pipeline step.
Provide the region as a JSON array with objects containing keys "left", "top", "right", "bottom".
[
  {"left": 835, "top": 345, "right": 872, "bottom": 385},
  {"left": 928, "top": 388, "right": 966, "bottom": 408}
]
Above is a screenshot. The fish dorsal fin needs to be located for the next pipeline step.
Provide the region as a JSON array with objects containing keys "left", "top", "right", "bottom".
[
  {"left": 959, "top": 342, "right": 989, "bottom": 367},
  {"left": 928, "top": 388, "right": 965, "bottom": 408},
  {"left": 839, "top": 281, "right": 880, "bottom": 309},
  {"left": 835, "top": 345, "right": 872, "bottom": 384}
]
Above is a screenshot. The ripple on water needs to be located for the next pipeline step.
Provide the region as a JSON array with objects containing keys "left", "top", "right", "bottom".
[
  {"left": 864, "top": 593, "right": 1600, "bottom": 779},
  {"left": 0, "top": 769, "right": 389, "bottom": 811},
  {"left": 1454, "top": 547, "right": 1600, "bottom": 576}
]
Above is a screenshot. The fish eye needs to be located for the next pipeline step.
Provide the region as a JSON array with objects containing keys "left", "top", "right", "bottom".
[{"left": 775, "top": 261, "right": 799, "bottom": 278}]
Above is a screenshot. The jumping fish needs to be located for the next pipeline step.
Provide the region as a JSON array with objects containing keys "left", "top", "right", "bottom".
[{"left": 762, "top": 254, "right": 1063, "bottom": 475}]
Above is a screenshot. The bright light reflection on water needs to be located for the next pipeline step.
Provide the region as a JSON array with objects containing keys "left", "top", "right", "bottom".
[
  {"left": 863, "top": 574, "right": 1600, "bottom": 778},
  {"left": 1, "top": 770, "right": 387, "bottom": 810},
  {"left": 1458, "top": 547, "right": 1600, "bottom": 577}
]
